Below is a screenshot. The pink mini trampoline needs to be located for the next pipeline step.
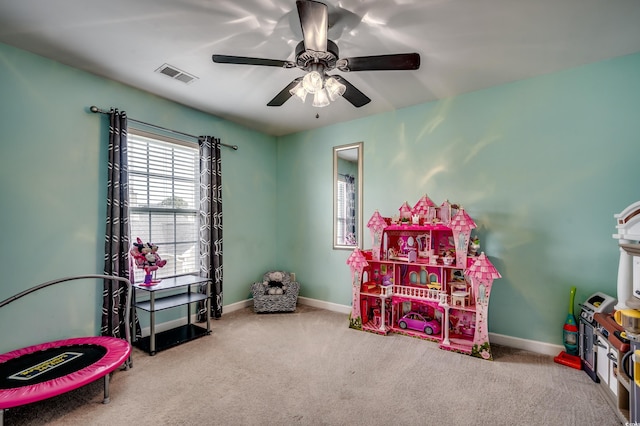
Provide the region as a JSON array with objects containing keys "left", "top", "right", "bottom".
[{"left": 0, "top": 275, "right": 132, "bottom": 424}]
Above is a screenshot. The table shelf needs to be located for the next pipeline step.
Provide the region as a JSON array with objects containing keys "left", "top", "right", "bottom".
[
  {"left": 134, "top": 292, "right": 208, "bottom": 312},
  {"left": 133, "top": 324, "right": 210, "bottom": 355}
]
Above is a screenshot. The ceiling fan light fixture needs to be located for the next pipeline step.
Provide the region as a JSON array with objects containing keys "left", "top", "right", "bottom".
[
  {"left": 312, "top": 88, "right": 330, "bottom": 108},
  {"left": 289, "top": 81, "right": 308, "bottom": 102},
  {"left": 302, "top": 70, "right": 323, "bottom": 94},
  {"left": 325, "top": 76, "right": 346, "bottom": 101}
]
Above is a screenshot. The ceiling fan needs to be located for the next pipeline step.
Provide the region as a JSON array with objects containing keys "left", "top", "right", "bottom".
[{"left": 212, "top": 0, "right": 420, "bottom": 108}]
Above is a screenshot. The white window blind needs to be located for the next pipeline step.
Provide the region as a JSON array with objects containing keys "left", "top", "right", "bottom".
[{"left": 128, "top": 130, "right": 200, "bottom": 282}]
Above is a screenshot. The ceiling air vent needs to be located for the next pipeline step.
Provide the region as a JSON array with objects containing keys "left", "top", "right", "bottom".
[{"left": 155, "top": 63, "right": 198, "bottom": 84}]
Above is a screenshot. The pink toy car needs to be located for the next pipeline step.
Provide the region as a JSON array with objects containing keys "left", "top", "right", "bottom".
[{"left": 398, "top": 312, "right": 441, "bottom": 335}]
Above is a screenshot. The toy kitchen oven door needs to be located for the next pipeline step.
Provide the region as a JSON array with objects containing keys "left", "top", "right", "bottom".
[{"left": 579, "top": 292, "right": 616, "bottom": 382}]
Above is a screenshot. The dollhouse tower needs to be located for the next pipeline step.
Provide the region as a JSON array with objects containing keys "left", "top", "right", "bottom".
[
  {"left": 439, "top": 200, "right": 452, "bottom": 225},
  {"left": 465, "top": 252, "right": 502, "bottom": 360},
  {"left": 399, "top": 201, "right": 412, "bottom": 221},
  {"left": 412, "top": 194, "right": 436, "bottom": 224},
  {"left": 347, "top": 248, "right": 369, "bottom": 330},
  {"left": 367, "top": 210, "right": 388, "bottom": 261},
  {"left": 449, "top": 208, "right": 477, "bottom": 267}
]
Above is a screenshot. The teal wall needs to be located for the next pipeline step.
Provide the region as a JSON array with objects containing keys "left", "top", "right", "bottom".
[
  {"left": 277, "top": 52, "right": 640, "bottom": 345},
  {"left": 2, "top": 40, "right": 639, "bottom": 354},
  {"left": 0, "top": 43, "right": 277, "bottom": 353}
]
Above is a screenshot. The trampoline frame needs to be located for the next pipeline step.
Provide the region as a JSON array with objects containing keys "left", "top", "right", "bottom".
[{"left": 0, "top": 275, "right": 132, "bottom": 424}]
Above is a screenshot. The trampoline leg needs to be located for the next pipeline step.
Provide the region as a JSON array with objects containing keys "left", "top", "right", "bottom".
[
  {"left": 1, "top": 408, "right": 4, "bottom": 426},
  {"left": 103, "top": 373, "right": 111, "bottom": 404}
]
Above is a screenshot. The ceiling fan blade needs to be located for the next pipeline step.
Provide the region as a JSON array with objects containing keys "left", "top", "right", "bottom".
[
  {"left": 212, "top": 54, "right": 295, "bottom": 68},
  {"left": 337, "top": 53, "right": 420, "bottom": 72},
  {"left": 296, "top": 0, "right": 328, "bottom": 52},
  {"left": 332, "top": 76, "right": 371, "bottom": 108},
  {"left": 267, "top": 78, "right": 303, "bottom": 107}
]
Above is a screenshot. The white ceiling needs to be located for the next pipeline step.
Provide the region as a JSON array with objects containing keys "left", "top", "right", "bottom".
[{"left": 1, "top": 0, "right": 639, "bottom": 136}]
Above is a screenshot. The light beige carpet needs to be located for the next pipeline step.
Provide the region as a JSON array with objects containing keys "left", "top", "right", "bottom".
[{"left": 3, "top": 305, "right": 621, "bottom": 425}]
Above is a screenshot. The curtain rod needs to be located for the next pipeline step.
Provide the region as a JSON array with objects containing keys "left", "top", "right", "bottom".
[{"left": 89, "top": 106, "right": 238, "bottom": 150}]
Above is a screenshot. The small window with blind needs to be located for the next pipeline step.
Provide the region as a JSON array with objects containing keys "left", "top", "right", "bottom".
[
  {"left": 336, "top": 179, "right": 348, "bottom": 245},
  {"left": 128, "top": 129, "right": 200, "bottom": 283}
]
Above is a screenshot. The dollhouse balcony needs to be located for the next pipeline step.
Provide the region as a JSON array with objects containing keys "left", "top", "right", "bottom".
[
  {"left": 392, "top": 285, "right": 441, "bottom": 303},
  {"left": 379, "top": 285, "right": 394, "bottom": 298}
]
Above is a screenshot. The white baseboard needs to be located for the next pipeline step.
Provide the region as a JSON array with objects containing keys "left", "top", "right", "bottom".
[
  {"left": 296, "top": 297, "right": 564, "bottom": 357},
  {"left": 297, "top": 296, "right": 352, "bottom": 314},
  {"left": 223, "top": 298, "right": 254, "bottom": 313},
  {"left": 138, "top": 299, "right": 253, "bottom": 337},
  {"left": 141, "top": 296, "right": 563, "bottom": 357},
  {"left": 489, "top": 332, "right": 564, "bottom": 357}
]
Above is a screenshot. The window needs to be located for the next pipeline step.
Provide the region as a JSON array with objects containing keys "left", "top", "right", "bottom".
[
  {"left": 128, "top": 130, "right": 200, "bottom": 282},
  {"left": 336, "top": 175, "right": 356, "bottom": 245},
  {"left": 336, "top": 178, "right": 350, "bottom": 244}
]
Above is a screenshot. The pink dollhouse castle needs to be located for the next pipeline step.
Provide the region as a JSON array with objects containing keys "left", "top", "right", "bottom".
[{"left": 347, "top": 196, "right": 500, "bottom": 360}]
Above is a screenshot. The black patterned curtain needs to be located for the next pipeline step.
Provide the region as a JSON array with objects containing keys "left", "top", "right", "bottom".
[
  {"left": 198, "top": 136, "right": 223, "bottom": 320},
  {"left": 102, "top": 109, "right": 139, "bottom": 338}
]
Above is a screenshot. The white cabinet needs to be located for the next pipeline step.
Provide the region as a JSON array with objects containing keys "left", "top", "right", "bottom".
[
  {"left": 595, "top": 331, "right": 619, "bottom": 396},
  {"left": 609, "top": 347, "right": 620, "bottom": 395}
]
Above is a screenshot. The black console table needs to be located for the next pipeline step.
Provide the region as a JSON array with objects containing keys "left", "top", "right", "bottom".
[{"left": 132, "top": 275, "right": 211, "bottom": 355}]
